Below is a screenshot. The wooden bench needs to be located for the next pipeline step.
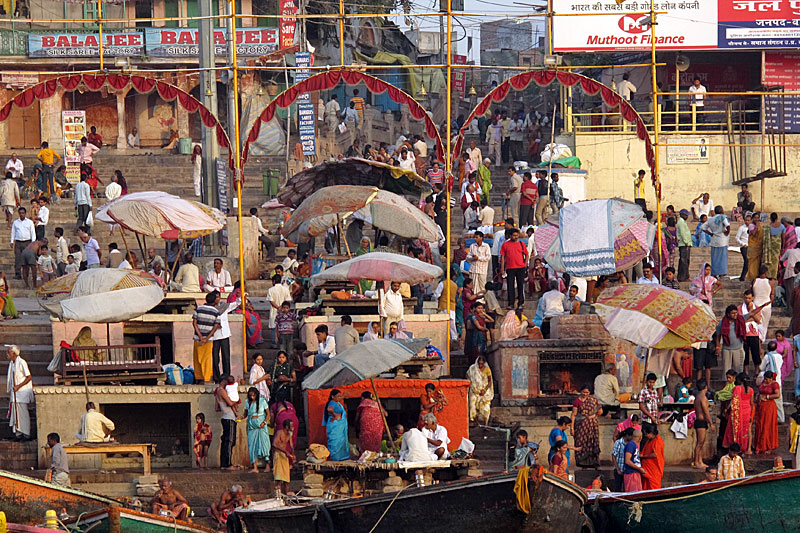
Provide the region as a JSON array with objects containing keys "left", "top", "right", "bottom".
[{"left": 64, "top": 443, "right": 154, "bottom": 475}]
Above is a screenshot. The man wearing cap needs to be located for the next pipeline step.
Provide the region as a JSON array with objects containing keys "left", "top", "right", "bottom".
[
  {"left": 6, "top": 345, "right": 33, "bottom": 440},
  {"left": 676, "top": 208, "right": 692, "bottom": 281}
]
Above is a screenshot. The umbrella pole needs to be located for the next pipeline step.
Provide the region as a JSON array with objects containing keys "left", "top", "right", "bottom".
[
  {"left": 164, "top": 241, "right": 170, "bottom": 284},
  {"left": 119, "top": 228, "right": 132, "bottom": 265},
  {"left": 341, "top": 218, "right": 352, "bottom": 259},
  {"left": 82, "top": 364, "right": 90, "bottom": 404},
  {"left": 370, "top": 377, "right": 396, "bottom": 454},
  {"left": 135, "top": 233, "right": 146, "bottom": 269},
  {"left": 640, "top": 347, "right": 652, "bottom": 395},
  {"left": 168, "top": 240, "right": 186, "bottom": 283}
]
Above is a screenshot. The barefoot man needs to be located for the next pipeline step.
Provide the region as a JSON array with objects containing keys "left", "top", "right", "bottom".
[
  {"left": 152, "top": 479, "right": 189, "bottom": 520},
  {"left": 209, "top": 485, "right": 250, "bottom": 526},
  {"left": 693, "top": 378, "right": 715, "bottom": 469}
]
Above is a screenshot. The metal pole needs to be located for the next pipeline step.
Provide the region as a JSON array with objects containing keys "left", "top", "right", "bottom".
[
  {"left": 445, "top": 0, "right": 452, "bottom": 360},
  {"left": 199, "top": 0, "right": 220, "bottom": 220},
  {"left": 228, "top": 0, "right": 249, "bottom": 368},
  {"left": 97, "top": 0, "right": 104, "bottom": 70},
  {"left": 338, "top": 0, "right": 345, "bottom": 66},
  {"left": 650, "top": 0, "right": 663, "bottom": 268}
]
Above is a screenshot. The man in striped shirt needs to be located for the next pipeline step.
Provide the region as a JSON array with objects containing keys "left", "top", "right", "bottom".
[
  {"left": 350, "top": 89, "right": 365, "bottom": 124},
  {"left": 426, "top": 162, "right": 444, "bottom": 187},
  {"left": 192, "top": 292, "right": 221, "bottom": 384}
]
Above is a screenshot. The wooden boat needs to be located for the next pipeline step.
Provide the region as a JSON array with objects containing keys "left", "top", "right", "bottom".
[
  {"left": 586, "top": 468, "right": 800, "bottom": 532},
  {"left": 0, "top": 469, "right": 117, "bottom": 525},
  {"left": 228, "top": 468, "right": 592, "bottom": 533},
  {"left": 63, "top": 506, "right": 216, "bottom": 533}
]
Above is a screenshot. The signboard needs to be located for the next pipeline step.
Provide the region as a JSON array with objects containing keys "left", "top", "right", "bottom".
[
  {"left": 61, "top": 110, "right": 86, "bottom": 164},
  {"left": 1, "top": 72, "right": 38, "bottom": 86},
  {"left": 453, "top": 54, "right": 467, "bottom": 100},
  {"left": 280, "top": 0, "right": 298, "bottom": 49},
  {"left": 666, "top": 137, "right": 710, "bottom": 164},
  {"left": 719, "top": 0, "right": 800, "bottom": 48},
  {"left": 762, "top": 52, "right": 800, "bottom": 132},
  {"left": 65, "top": 164, "right": 81, "bottom": 187},
  {"left": 144, "top": 28, "right": 278, "bottom": 57},
  {"left": 215, "top": 158, "right": 229, "bottom": 246},
  {"left": 295, "top": 51, "right": 316, "bottom": 156},
  {"left": 29, "top": 32, "right": 144, "bottom": 57},
  {"left": 552, "top": 0, "right": 718, "bottom": 51}
]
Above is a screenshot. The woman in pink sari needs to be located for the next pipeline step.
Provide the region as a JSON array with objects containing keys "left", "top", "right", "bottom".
[
  {"left": 689, "top": 263, "right": 723, "bottom": 305},
  {"left": 356, "top": 391, "right": 386, "bottom": 452},
  {"left": 723, "top": 373, "right": 755, "bottom": 454},
  {"left": 775, "top": 330, "right": 795, "bottom": 381},
  {"left": 270, "top": 400, "right": 299, "bottom": 449},
  {"left": 780, "top": 217, "right": 797, "bottom": 282}
]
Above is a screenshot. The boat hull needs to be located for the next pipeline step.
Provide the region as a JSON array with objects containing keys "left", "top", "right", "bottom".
[
  {"left": 65, "top": 507, "right": 215, "bottom": 533},
  {"left": 0, "top": 469, "right": 117, "bottom": 525},
  {"left": 230, "top": 471, "right": 590, "bottom": 533},
  {"left": 586, "top": 469, "right": 800, "bottom": 532}
]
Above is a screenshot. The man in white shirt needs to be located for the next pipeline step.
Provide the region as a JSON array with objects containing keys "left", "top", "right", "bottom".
[
  {"left": 736, "top": 213, "right": 751, "bottom": 281},
  {"left": 10, "top": 206, "right": 35, "bottom": 279},
  {"left": 636, "top": 265, "right": 660, "bottom": 285},
  {"left": 478, "top": 199, "right": 495, "bottom": 228},
  {"left": 35, "top": 197, "right": 49, "bottom": 241},
  {"left": 127, "top": 128, "right": 140, "bottom": 149},
  {"left": 618, "top": 73, "right": 637, "bottom": 101},
  {"left": 6, "top": 345, "right": 34, "bottom": 440},
  {"left": 76, "top": 402, "right": 115, "bottom": 442},
  {"left": 249, "top": 207, "right": 276, "bottom": 261},
  {"left": 74, "top": 175, "right": 92, "bottom": 229},
  {"left": 540, "top": 280, "right": 568, "bottom": 318},
  {"left": 324, "top": 95, "right": 341, "bottom": 131},
  {"left": 379, "top": 281, "right": 405, "bottom": 333},
  {"left": 310, "top": 325, "right": 336, "bottom": 368},
  {"left": 691, "top": 192, "right": 714, "bottom": 221},
  {"left": 54, "top": 227, "right": 69, "bottom": 276},
  {"left": 422, "top": 413, "right": 450, "bottom": 459},
  {"left": 5, "top": 153, "right": 23, "bottom": 179},
  {"left": 467, "top": 231, "right": 492, "bottom": 292},
  {"left": 281, "top": 249, "right": 299, "bottom": 276},
  {"left": 485, "top": 118, "right": 503, "bottom": 165},
  {"left": 334, "top": 315, "right": 360, "bottom": 353},
  {"left": 341, "top": 101, "right": 359, "bottom": 128},
  {"left": 466, "top": 140, "right": 482, "bottom": 170},
  {"left": 688, "top": 77, "right": 707, "bottom": 108},
  {"left": 509, "top": 114, "right": 525, "bottom": 162},
  {"left": 398, "top": 148, "right": 416, "bottom": 172},
  {"left": 414, "top": 135, "right": 428, "bottom": 159},
  {"left": 205, "top": 258, "right": 233, "bottom": 293},
  {"left": 400, "top": 427, "right": 435, "bottom": 461},
  {"left": 105, "top": 174, "right": 122, "bottom": 202},
  {"left": 210, "top": 290, "right": 237, "bottom": 383}
]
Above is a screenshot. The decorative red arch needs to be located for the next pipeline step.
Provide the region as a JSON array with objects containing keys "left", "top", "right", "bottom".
[
  {"left": 242, "top": 69, "right": 444, "bottom": 166},
  {"left": 0, "top": 73, "right": 234, "bottom": 170},
  {"left": 454, "top": 70, "right": 657, "bottom": 195}
]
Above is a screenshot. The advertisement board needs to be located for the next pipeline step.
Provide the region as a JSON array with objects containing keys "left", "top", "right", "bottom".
[
  {"left": 762, "top": 52, "right": 800, "bottom": 132},
  {"left": 29, "top": 32, "right": 144, "bottom": 57},
  {"left": 295, "top": 51, "right": 316, "bottom": 156},
  {"left": 718, "top": 0, "right": 800, "bottom": 48},
  {"left": 61, "top": 110, "right": 86, "bottom": 164},
  {"left": 666, "top": 137, "right": 710, "bottom": 164},
  {"left": 144, "top": 28, "right": 278, "bottom": 57},
  {"left": 453, "top": 54, "right": 467, "bottom": 100},
  {"left": 280, "top": 0, "right": 298, "bottom": 49}
]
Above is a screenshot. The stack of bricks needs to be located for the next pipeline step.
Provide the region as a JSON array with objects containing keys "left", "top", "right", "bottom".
[{"left": 0, "top": 441, "right": 37, "bottom": 470}]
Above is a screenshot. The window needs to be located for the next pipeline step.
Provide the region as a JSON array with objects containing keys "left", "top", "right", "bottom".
[{"left": 135, "top": 0, "right": 153, "bottom": 28}]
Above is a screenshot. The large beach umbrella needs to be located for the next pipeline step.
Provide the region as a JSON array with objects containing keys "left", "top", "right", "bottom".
[
  {"left": 282, "top": 185, "right": 440, "bottom": 242},
  {"left": 277, "top": 158, "right": 432, "bottom": 209},
  {"left": 594, "top": 284, "right": 716, "bottom": 349},
  {"left": 534, "top": 198, "right": 655, "bottom": 276},
  {"left": 309, "top": 252, "right": 443, "bottom": 288},
  {"left": 303, "top": 338, "right": 430, "bottom": 453},
  {"left": 95, "top": 191, "right": 226, "bottom": 240},
  {"left": 37, "top": 269, "right": 164, "bottom": 323}
]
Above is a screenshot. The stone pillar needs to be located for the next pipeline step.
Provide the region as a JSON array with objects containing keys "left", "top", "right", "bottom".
[
  {"left": 116, "top": 90, "right": 127, "bottom": 149},
  {"left": 39, "top": 88, "right": 65, "bottom": 150},
  {"left": 176, "top": 74, "right": 190, "bottom": 139}
]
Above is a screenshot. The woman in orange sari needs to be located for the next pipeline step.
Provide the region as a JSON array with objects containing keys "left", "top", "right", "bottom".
[
  {"left": 723, "top": 373, "right": 755, "bottom": 454},
  {"left": 640, "top": 423, "right": 665, "bottom": 490},
  {"left": 755, "top": 371, "right": 780, "bottom": 453}
]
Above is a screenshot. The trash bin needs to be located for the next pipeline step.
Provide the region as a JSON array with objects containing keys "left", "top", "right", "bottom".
[
  {"left": 263, "top": 168, "right": 280, "bottom": 197},
  {"left": 179, "top": 137, "right": 192, "bottom": 155}
]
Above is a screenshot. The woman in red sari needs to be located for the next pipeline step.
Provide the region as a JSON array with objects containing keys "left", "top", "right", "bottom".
[
  {"left": 723, "top": 373, "right": 755, "bottom": 454},
  {"left": 640, "top": 423, "right": 665, "bottom": 490},
  {"left": 227, "top": 283, "right": 263, "bottom": 347},
  {"left": 356, "top": 391, "right": 386, "bottom": 452},
  {"left": 755, "top": 371, "right": 780, "bottom": 453}
]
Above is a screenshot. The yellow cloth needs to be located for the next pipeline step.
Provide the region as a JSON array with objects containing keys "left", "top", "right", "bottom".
[
  {"left": 274, "top": 449, "right": 291, "bottom": 482},
  {"left": 399, "top": 282, "right": 411, "bottom": 299},
  {"left": 791, "top": 419, "right": 799, "bottom": 454},
  {"left": 37, "top": 148, "right": 60, "bottom": 165},
  {"left": 514, "top": 467, "right": 531, "bottom": 514},
  {"left": 72, "top": 326, "right": 103, "bottom": 362},
  {"left": 193, "top": 340, "right": 214, "bottom": 382}
]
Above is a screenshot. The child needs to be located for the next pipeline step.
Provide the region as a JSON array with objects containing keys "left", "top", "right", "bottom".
[
  {"left": 789, "top": 399, "right": 800, "bottom": 468},
  {"left": 65, "top": 254, "right": 79, "bottom": 274},
  {"left": 193, "top": 413, "right": 212, "bottom": 469},
  {"left": 69, "top": 244, "right": 83, "bottom": 269},
  {"left": 37, "top": 245, "right": 56, "bottom": 282},
  {"left": 718, "top": 443, "right": 746, "bottom": 480},
  {"left": 662, "top": 266, "right": 679, "bottom": 290},
  {"left": 677, "top": 377, "right": 694, "bottom": 403},
  {"left": 529, "top": 257, "right": 548, "bottom": 295},
  {"left": 274, "top": 301, "right": 297, "bottom": 354}
]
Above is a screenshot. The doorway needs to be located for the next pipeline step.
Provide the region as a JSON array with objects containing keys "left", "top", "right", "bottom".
[{"left": 7, "top": 98, "right": 40, "bottom": 149}]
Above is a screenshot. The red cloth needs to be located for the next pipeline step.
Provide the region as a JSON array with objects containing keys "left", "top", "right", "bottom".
[
  {"left": 755, "top": 381, "right": 779, "bottom": 453},
  {"left": 640, "top": 435, "right": 665, "bottom": 490},
  {"left": 356, "top": 398, "right": 384, "bottom": 452},
  {"left": 723, "top": 385, "right": 753, "bottom": 450},
  {"left": 720, "top": 314, "right": 746, "bottom": 347},
  {"left": 520, "top": 180, "right": 538, "bottom": 206},
  {"left": 500, "top": 240, "right": 528, "bottom": 270},
  {"left": 624, "top": 472, "right": 643, "bottom": 492}
]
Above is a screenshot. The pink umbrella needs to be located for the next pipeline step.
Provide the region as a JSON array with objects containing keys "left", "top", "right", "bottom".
[{"left": 309, "top": 252, "right": 443, "bottom": 287}]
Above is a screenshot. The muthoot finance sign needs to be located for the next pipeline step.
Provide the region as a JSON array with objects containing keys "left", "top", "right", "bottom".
[{"left": 552, "top": 0, "right": 718, "bottom": 51}]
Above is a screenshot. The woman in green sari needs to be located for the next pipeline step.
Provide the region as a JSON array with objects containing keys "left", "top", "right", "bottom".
[
  {"left": 355, "top": 237, "right": 373, "bottom": 294},
  {"left": 451, "top": 263, "right": 465, "bottom": 338},
  {"left": 245, "top": 387, "right": 271, "bottom": 473},
  {"left": 0, "top": 272, "right": 18, "bottom": 319},
  {"left": 762, "top": 212, "right": 785, "bottom": 280}
]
